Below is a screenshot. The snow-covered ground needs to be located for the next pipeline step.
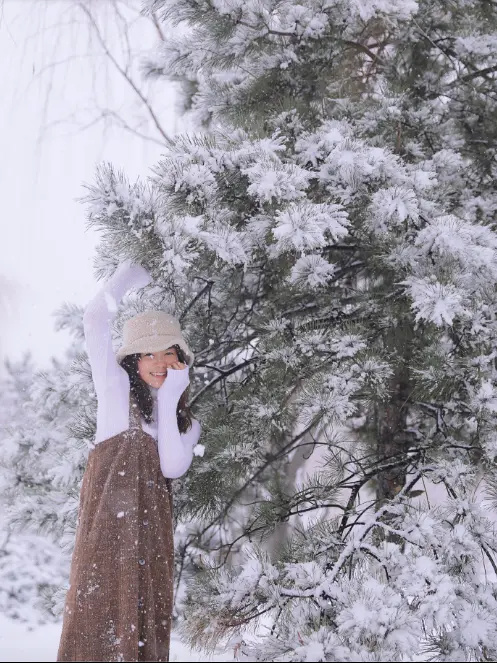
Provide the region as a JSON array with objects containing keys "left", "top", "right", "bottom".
[{"left": 0, "top": 614, "right": 234, "bottom": 662}]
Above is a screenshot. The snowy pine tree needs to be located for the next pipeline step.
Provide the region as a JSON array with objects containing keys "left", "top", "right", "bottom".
[
  {"left": 140, "top": 1, "right": 497, "bottom": 659},
  {"left": 5, "top": 0, "right": 497, "bottom": 658}
]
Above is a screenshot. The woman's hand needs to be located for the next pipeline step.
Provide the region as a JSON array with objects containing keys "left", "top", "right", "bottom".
[
  {"left": 169, "top": 361, "right": 187, "bottom": 371},
  {"left": 159, "top": 362, "right": 189, "bottom": 399},
  {"left": 110, "top": 260, "right": 151, "bottom": 293}
]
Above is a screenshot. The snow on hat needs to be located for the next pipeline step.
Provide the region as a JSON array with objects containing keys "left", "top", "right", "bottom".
[{"left": 116, "top": 310, "right": 194, "bottom": 366}]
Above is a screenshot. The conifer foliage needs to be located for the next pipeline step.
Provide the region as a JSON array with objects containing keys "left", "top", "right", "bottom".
[
  {"left": 87, "top": 0, "right": 497, "bottom": 659},
  {"left": 4, "top": 0, "right": 497, "bottom": 658}
]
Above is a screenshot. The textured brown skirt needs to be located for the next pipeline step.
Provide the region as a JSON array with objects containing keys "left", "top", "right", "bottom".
[{"left": 57, "top": 426, "right": 174, "bottom": 662}]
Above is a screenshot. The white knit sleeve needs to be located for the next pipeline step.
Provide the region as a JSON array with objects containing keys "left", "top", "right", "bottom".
[
  {"left": 83, "top": 261, "right": 151, "bottom": 441},
  {"left": 156, "top": 366, "right": 201, "bottom": 479}
]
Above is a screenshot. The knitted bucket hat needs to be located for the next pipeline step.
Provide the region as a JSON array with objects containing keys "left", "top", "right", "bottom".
[{"left": 116, "top": 310, "right": 194, "bottom": 366}]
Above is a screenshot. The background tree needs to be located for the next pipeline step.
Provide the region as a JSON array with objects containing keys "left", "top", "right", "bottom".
[
  {"left": 4, "top": 0, "right": 497, "bottom": 659},
  {"left": 0, "top": 355, "right": 69, "bottom": 622}
]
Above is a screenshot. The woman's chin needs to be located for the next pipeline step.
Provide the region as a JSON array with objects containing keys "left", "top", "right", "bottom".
[{"left": 147, "top": 376, "right": 166, "bottom": 388}]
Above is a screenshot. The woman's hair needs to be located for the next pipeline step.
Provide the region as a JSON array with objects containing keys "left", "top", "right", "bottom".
[{"left": 119, "top": 345, "right": 193, "bottom": 434}]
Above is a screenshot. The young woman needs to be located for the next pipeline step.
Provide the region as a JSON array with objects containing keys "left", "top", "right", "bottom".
[{"left": 57, "top": 261, "right": 201, "bottom": 662}]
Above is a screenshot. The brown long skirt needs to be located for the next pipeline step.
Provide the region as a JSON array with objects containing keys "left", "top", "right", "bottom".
[{"left": 57, "top": 425, "right": 174, "bottom": 662}]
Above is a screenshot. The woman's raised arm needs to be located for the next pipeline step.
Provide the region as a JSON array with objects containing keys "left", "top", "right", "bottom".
[{"left": 83, "top": 260, "right": 151, "bottom": 399}]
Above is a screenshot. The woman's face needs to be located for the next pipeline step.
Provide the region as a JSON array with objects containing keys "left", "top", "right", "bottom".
[{"left": 137, "top": 347, "right": 180, "bottom": 388}]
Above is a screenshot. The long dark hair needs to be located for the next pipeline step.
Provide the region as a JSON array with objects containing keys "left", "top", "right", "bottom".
[{"left": 120, "top": 345, "right": 193, "bottom": 434}]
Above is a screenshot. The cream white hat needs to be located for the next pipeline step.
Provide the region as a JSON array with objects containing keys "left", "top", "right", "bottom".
[{"left": 116, "top": 311, "right": 194, "bottom": 366}]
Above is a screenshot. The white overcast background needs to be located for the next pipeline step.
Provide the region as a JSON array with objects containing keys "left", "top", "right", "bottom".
[{"left": 0, "top": 0, "right": 177, "bottom": 370}]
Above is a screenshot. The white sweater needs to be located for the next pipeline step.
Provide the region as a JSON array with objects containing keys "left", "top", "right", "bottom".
[{"left": 83, "top": 261, "right": 201, "bottom": 479}]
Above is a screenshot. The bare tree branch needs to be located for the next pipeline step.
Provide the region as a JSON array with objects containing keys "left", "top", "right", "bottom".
[{"left": 76, "top": 1, "right": 171, "bottom": 143}]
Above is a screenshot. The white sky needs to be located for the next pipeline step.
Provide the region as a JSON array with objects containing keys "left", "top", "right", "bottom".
[{"left": 0, "top": 0, "right": 176, "bottom": 369}]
